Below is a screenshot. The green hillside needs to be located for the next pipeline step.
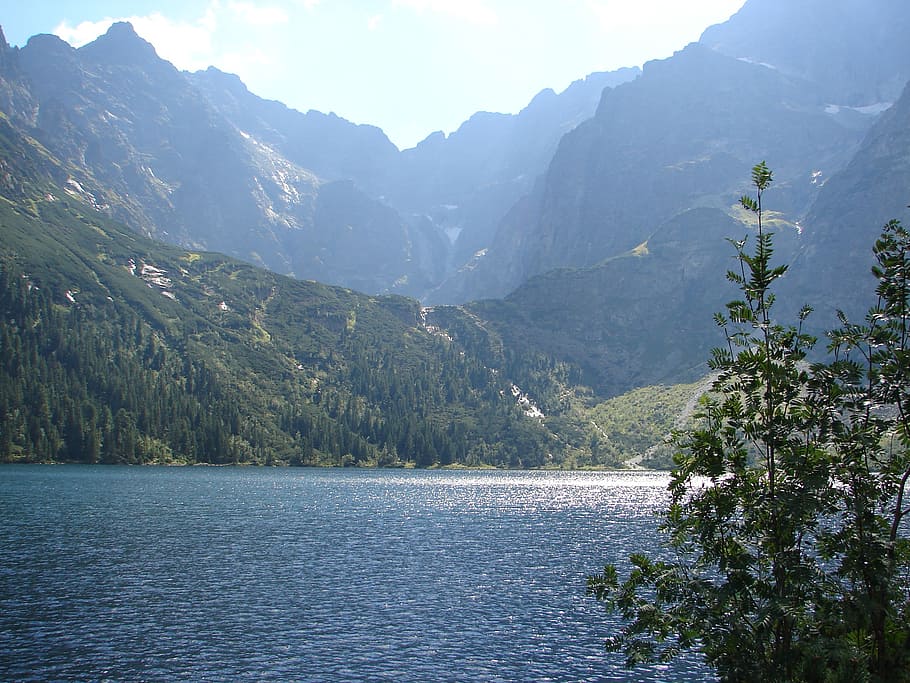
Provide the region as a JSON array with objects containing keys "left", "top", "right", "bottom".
[
  {"left": 0, "top": 196, "right": 549, "bottom": 466},
  {"left": 0, "top": 116, "right": 554, "bottom": 465},
  {"left": 0, "top": 117, "right": 706, "bottom": 467}
]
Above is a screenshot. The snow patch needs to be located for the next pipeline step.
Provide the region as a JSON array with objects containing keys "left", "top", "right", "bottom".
[
  {"left": 128, "top": 258, "right": 178, "bottom": 300},
  {"left": 856, "top": 102, "right": 893, "bottom": 115},
  {"left": 419, "top": 306, "right": 453, "bottom": 341},
  {"left": 510, "top": 384, "right": 545, "bottom": 420},
  {"left": 64, "top": 178, "right": 108, "bottom": 212},
  {"left": 239, "top": 131, "right": 317, "bottom": 214},
  {"left": 736, "top": 57, "right": 778, "bottom": 70},
  {"left": 444, "top": 225, "right": 462, "bottom": 244},
  {"left": 825, "top": 102, "right": 893, "bottom": 116},
  {"left": 140, "top": 263, "right": 172, "bottom": 289}
]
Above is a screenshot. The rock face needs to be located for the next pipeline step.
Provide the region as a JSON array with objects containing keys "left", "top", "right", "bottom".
[
  {"left": 3, "top": 1, "right": 910, "bottom": 398},
  {"left": 701, "top": 0, "right": 910, "bottom": 106},
  {"left": 186, "top": 67, "right": 399, "bottom": 196},
  {"left": 451, "top": 40, "right": 886, "bottom": 301},
  {"left": 1, "top": 23, "right": 433, "bottom": 293},
  {"left": 793, "top": 78, "right": 910, "bottom": 326},
  {"left": 435, "top": 0, "right": 910, "bottom": 394},
  {"left": 0, "top": 21, "right": 635, "bottom": 300},
  {"left": 386, "top": 67, "right": 640, "bottom": 300}
]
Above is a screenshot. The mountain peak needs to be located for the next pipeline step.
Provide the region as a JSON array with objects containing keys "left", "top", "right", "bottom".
[
  {"left": 106, "top": 21, "right": 140, "bottom": 38},
  {"left": 700, "top": 0, "right": 910, "bottom": 104},
  {"left": 24, "top": 32, "right": 74, "bottom": 55},
  {"left": 0, "top": 24, "right": 14, "bottom": 72},
  {"left": 79, "top": 21, "right": 163, "bottom": 67},
  {"left": 196, "top": 66, "right": 250, "bottom": 96}
]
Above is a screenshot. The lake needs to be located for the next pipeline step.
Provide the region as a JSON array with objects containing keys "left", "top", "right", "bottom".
[{"left": 0, "top": 466, "right": 710, "bottom": 681}]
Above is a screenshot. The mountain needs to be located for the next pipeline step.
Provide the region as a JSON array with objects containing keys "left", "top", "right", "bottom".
[
  {"left": 792, "top": 77, "right": 910, "bottom": 325},
  {"left": 0, "top": 116, "right": 589, "bottom": 467},
  {"left": 0, "top": 22, "right": 638, "bottom": 303},
  {"left": 440, "top": 0, "right": 910, "bottom": 304},
  {"left": 185, "top": 64, "right": 453, "bottom": 295},
  {"left": 185, "top": 62, "right": 638, "bottom": 302},
  {"left": 0, "top": 23, "right": 439, "bottom": 297},
  {"left": 385, "top": 67, "right": 640, "bottom": 301},
  {"left": 453, "top": 43, "right": 870, "bottom": 301},
  {"left": 701, "top": 0, "right": 910, "bottom": 107}
]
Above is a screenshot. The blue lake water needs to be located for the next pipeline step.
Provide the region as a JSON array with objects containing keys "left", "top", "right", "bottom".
[{"left": 0, "top": 466, "right": 709, "bottom": 681}]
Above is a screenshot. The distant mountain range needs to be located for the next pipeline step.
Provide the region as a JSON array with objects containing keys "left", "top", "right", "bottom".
[
  {"left": 0, "top": 21, "right": 636, "bottom": 301},
  {"left": 2, "top": 0, "right": 910, "bottom": 465},
  {"left": 440, "top": 0, "right": 910, "bottom": 394}
]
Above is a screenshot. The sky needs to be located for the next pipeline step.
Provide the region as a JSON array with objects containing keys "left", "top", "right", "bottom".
[{"left": 2, "top": 1, "right": 747, "bottom": 149}]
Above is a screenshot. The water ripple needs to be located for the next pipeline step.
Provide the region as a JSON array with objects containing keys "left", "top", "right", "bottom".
[{"left": 0, "top": 466, "right": 710, "bottom": 682}]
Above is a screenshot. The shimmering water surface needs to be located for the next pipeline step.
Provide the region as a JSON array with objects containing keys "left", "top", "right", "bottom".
[{"left": 0, "top": 466, "right": 708, "bottom": 681}]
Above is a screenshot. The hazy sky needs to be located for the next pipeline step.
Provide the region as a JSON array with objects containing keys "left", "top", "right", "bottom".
[{"left": 3, "top": 1, "right": 746, "bottom": 149}]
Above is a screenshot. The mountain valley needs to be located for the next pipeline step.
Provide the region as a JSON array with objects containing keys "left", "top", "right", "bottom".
[{"left": 2, "top": 0, "right": 910, "bottom": 466}]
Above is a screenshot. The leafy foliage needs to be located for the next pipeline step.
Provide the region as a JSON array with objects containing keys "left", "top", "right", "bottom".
[
  {"left": 822, "top": 218, "right": 910, "bottom": 679},
  {"left": 588, "top": 164, "right": 910, "bottom": 682}
]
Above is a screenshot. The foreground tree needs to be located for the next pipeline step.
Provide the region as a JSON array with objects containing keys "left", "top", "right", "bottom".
[
  {"left": 821, "top": 218, "right": 910, "bottom": 679},
  {"left": 587, "top": 164, "right": 910, "bottom": 682}
]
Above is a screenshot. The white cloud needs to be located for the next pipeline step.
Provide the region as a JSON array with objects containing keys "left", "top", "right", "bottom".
[
  {"left": 585, "top": 0, "right": 740, "bottom": 33},
  {"left": 368, "top": 15, "right": 384, "bottom": 31},
  {"left": 392, "top": 0, "right": 498, "bottom": 26},
  {"left": 53, "top": 6, "right": 219, "bottom": 71},
  {"left": 51, "top": 19, "right": 115, "bottom": 48},
  {"left": 218, "top": 47, "right": 274, "bottom": 76},
  {"left": 585, "top": 0, "right": 669, "bottom": 31},
  {"left": 228, "top": 2, "right": 289, "bottom": 26}
]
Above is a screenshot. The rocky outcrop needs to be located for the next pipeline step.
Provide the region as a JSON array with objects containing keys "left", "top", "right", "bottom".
[{"left": 3, "top": 23, "right": 431, "bottom": 295}]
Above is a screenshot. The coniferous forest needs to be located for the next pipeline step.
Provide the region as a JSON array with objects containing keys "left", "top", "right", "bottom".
[
  {"left": 0, "top": 214, "right": 560, "bottom": 467},
  {"left": 0, "top": 123, "right": 577, "bottom": 467}
]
